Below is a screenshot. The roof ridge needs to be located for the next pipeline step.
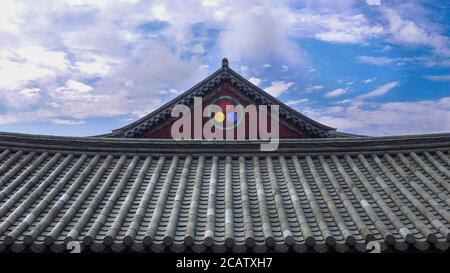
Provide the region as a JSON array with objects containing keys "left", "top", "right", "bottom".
[{"left": 1, "top": 131, "right": 450, "bottom": 154}]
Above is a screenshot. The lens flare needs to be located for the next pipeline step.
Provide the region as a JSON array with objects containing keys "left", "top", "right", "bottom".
[
  {"left": 226, "top": 112, "right": 237, "bottom": 123},
  {"left": 207, "top": 96, "right": 243, "bottom": 130},
  {"left": 214, "top": 112, "right": 225, "bottom": 122}
]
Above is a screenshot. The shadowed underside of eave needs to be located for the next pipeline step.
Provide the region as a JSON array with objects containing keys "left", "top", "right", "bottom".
[{"left": 0, "top": 132, "right": 449, "bottom": 253}]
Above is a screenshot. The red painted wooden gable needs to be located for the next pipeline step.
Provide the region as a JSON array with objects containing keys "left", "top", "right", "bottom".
[{"left": 139, "top": 81, "right": 312, "bottom": 139}]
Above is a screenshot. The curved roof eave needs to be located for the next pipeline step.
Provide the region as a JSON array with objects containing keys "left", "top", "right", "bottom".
[{"left": 1, "top": 131, "right": 449, "bottom": 155}]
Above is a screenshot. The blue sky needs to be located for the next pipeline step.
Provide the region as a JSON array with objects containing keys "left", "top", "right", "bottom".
[{"left": 0, "top": 0, "right": 449, "bottom": 136}]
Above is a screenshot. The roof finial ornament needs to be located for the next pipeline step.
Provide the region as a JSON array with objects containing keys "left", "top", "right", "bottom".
[{"left": 222, "top": 57, "right": 229, "bottom": 68}]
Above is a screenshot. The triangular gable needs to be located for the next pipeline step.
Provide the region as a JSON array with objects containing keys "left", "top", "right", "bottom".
[{"left": 101, "top": 58, "right": 337, "bottom": 139}]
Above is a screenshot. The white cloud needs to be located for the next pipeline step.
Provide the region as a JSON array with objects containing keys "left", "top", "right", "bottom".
[
  {"left": 201, "top": 0, "right": 219, "bottom": 7},
  {"left": 18, "top": 87, "right": 40, "bottom": 98},
  {"left": 15, "top": 46, "right": 68, "bottom": 71},
  {"left": 0, "top": 58, "right": 52, "bottom": 90},
  {"left": 301, "top": 0, "right": 359, "bottom": 12},
  {"left": 358, "top": 55, "right": 450, "bottom": 68},
  {"left": 358, "top": 55, "right": 393, "bottom": 66},
  {"left": 160, "top": 88, "right": 180, "bottom": 95},
  {"left": 65, "top": 0, "right": 109, "bottom": 7},
  {"left": 248, "top": 77, "right": 262, "bottom": 86},
  {"left": 45, "top": 80, "right": 131, "bottom": 120},
  {"left": 65, "top": 80, "right": 94, "bottom": 93},
  {"left": 0, "top": 0, "right": 306, "bottom": 126},
  {"left": 285, "top": 98, "right": 309, "bottom": 106},
  {"left": 383, "top": 7, "right": 450, "bottom": 57},
  {"left": 150, "top": 4, "right": 172, "bottom": 21},
  {"left": 51, "top": 119, "right": 85, "bottom": 125},
  {"left": 0, "top": 87, "right": 42, "bottom": 110},
  {"left": 324, "top": 88, "right": 346, "bottom": 98},
  {"left": 74, "top": 54, "right": 119, "bottom": 76},
  {"left": 305, "top": 84, "right": 324, "bottom": 93},
  {"left": 52, "top": 80, "right": 94, "bottom": 102},
  {"left": 424, "top": 74, "right": 450, "bottom": 82},
  {"left": 0, "top": 46, "right": 69, "bottom": 89},
  {"left": 293, "top": 3, "right": 450, "bottom": 58},
  {"left": 357, "top": 81, "right": 399, "bottom": 100},
  {"left": 0, "top": 1, "right": 28, "bottom": 35},
  {"left": 366, "top": 0, "right": 382, "bottom": 6},
  {"left": 294, "top": 13, "right": 384, "bottom": 43},
  {"left": 0, "top": 32, "right": 205, "bottom": 123},
  {"left": 191, "top": 43, "right": 206, "bottom": 54},
  {"left": 264, "top": 81, "right": 294, "bottom": 97},
  {"left": 304, "top": 97, "right": 450, "bottom": 136},
  {"left": 0, "top": 111, "right": 51, "bottom": 125},
  {"left": 102, "top": 43, "right": 206, "bottom": 96},
  {"left": 218, "top": 2, "right": 305, "bottom": 65}
]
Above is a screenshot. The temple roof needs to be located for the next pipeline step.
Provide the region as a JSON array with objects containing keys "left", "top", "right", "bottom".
[
  {"left": 101, "top": 58, "right": 339, "bottom": 138},
  {"left": 0, "top": 131, "right": 449, "bottom": 253}
]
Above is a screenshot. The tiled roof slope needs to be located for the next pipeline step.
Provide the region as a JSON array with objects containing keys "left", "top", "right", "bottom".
[{"left": 0, "top": 132, "right": 449, "bottom": 253}]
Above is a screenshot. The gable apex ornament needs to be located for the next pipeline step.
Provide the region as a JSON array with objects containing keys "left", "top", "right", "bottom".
[{"left": 222, "top": 57, "right": 229, "bottom": 68}]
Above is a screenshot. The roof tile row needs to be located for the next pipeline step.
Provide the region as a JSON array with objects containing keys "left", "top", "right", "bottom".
[{"left": 0, "top": 141, "right": 449, "bottom": 252}]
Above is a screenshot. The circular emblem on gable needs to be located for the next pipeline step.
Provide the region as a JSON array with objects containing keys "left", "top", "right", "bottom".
[{"left": 207, "top": 95, "right": 244, "bottom": 131}]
